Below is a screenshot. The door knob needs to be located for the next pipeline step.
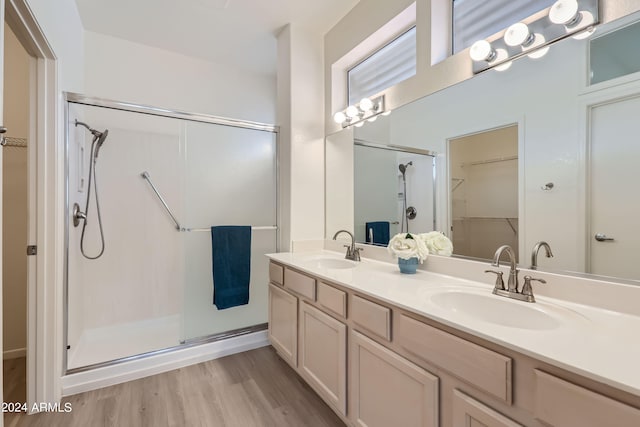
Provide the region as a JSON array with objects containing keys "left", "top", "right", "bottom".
[{"left": 594, "top": 233, "right": 615, "bottom": 242}]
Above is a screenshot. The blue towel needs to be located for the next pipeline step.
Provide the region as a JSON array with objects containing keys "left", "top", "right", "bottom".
[
  {"left": 365, "top": 221, "right": 390, "bottom": 246},
  {"left": 211, "top": 226, "right": 251, "bottom": 310}
]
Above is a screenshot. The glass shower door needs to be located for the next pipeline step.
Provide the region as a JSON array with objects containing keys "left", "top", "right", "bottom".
[{"left": 181, "top": 121, "right": 277, "bottom": 342}]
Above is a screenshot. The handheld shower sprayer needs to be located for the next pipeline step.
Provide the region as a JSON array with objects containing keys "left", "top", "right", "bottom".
[
  {"left": 73, "top": 119, "right": 110, "bottom": 259},
  {"left": 398, "top": 161, "right": 413, "bottom": 179}
]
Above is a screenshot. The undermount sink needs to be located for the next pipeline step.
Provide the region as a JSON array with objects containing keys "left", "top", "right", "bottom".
[
  {"left": 429, "top": 290, "right": 582, "bottom": 330},
  {"left": 307, "top": 257, "right": 357, "bottom": 270}
]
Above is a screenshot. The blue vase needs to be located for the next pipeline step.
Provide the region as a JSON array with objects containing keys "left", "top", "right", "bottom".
[{"left": 398, "top": 257, "right": 419, "bottom": 274}]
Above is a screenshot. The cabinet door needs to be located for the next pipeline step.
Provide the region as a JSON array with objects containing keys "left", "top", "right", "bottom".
[
  {"left": 452, "top": 389, "right": 522, "bottom": 427},
  {"left": 299, "top": 302, "right": 347, "bottom": 415},
  {"left": 268, "top": 283, "right": 298, "bottom": 367},
  {"left": 351, "top": 331, "right": 439, "bottom": 427}
]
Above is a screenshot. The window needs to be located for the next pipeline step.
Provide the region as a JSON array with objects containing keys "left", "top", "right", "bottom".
[
  {"left": 348, "top": 27, "right": 417, "bottom": 105},
  {"left": 452, "top": 0, "right": 556, "bottom": 54}
]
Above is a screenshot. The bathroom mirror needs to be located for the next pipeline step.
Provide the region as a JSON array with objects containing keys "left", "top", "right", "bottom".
[{"left": 325, "top": 10, "right": 640, "bottom": 284}]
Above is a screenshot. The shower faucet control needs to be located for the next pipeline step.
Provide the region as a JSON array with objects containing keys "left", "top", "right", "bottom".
[{"left": 72, "top": 203, "right": 87, "bottom": 227}]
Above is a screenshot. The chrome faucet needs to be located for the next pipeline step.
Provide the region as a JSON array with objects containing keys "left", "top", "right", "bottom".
[
  {"left": 485, "top": 244, "right": 544, "bottom": 303},
  {"left": 492, "top": 245, "right": 519, "bottom": 293},
  {"left": 333, "top": 230, "right": 363, "bottom": 261},
  {"left": 530, "top": 241, "right": 553, "bottom": 270}
]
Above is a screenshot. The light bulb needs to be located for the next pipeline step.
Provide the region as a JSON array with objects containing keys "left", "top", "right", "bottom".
[
  {"left": 367, "top": 116, "right": 377, "bottom": 122},
  {"left": 359, "top": 98, "right": 374, "bottom": 112},
  {"left": 469, "top": 40, "right": 496, "bottom": 62},
  {"left": 504, "top": 23, "right": 535, "bottom": 47},
  {"left": 549, "top": 0, "right": 580, "bottom": 26},
  {"left": 333, "top": 111, "right": 346, "bottom": 124},
  {"left": 346, "top": 105, "right": 359, "bottom": 118},
  {"left": 572, "top": 12, "right": 596, "bottom": 39},
  {"left": 495, "top": 61, "right": 513, "bottom": 72},
  {"left": 382, "top": 110, "right": 391, "bottom": 116},
  {"left": 528, "top": 46, "right": 550, "bottom": 59},
  {"left": 490, "top": 49, "right": 511, "bottom": 71},
  {"left": 573, "top": 26, "right": 596, "bottom": 40},
  {"left": 354, "top": 121, "right": 365, "bottom": 127},
  {"left": 524, "top": 33, "right": 550, "bottom": 59}
]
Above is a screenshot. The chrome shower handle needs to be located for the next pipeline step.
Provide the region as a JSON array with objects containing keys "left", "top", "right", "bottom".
[{"left": 72, "top": 203, "right": 87, "bottom": 227}]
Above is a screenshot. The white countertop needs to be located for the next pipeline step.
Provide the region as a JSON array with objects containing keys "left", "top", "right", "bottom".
[{"left": 267, "top": 249, "right": 640, "bottom": 397}]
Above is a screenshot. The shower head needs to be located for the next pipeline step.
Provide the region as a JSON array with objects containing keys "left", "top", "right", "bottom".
[
  {"left": 94, "top": 129, "right": 109, "bottom": 158},
  {"left": 75, "top": 120, "right": 109, "bottom": 158},
  {"left": 399, "top": 161, "right": 413, "bottom": 176}
]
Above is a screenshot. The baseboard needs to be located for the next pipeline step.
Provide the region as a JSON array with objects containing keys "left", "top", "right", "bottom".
[
  {"left": 61, "top": 330, "right": 269, "bottom": 396},
  {"left": 3, "top": 347, "right": 27, "bottom": 359}
]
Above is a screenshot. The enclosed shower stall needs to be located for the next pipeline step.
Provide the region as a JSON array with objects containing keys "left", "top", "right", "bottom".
[{"left": 64, "top": 94, "right": 278, "bottom": 372}]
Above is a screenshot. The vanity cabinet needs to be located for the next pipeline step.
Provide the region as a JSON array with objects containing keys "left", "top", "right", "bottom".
[
  {"left": 268, "top": 283, "right": 298, "bottom": 367},
  {"left": 267, "top": 260, "right": 640, "bottom": 427},
  {"left": 350, "top": 330, "right": 439, "bottom": 427},
  {"left": 299, "top": 302, "right": 347, "bottom": 415}
]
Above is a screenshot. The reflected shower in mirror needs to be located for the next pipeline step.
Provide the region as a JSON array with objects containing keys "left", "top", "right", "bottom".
[{"left": 354, "top": 141, "right": 436, "bottom": 246}]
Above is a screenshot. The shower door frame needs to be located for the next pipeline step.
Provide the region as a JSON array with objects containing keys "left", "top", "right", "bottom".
[{"left": 63, "top": 92, "right": 280, "bottom": 374}]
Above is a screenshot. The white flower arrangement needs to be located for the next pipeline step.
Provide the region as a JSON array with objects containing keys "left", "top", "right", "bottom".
[
  {"left": 387, "top": 231, "right": 454, "bottom": 262},
  {"left": 418, "top": 231, "right": 454, "bottom": 256},
  {"left": 387, "top": 233, "right": 429, "bottom": 262}
]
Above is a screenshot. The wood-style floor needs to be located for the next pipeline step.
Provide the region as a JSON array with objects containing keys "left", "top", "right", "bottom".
[{"left": 4, "top": 347, "right": 345, "bottom": 427}]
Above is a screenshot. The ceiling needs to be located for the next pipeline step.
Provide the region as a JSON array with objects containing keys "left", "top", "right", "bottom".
[{"left": 74, "top": 0, "right": 359, "bottom": 76}]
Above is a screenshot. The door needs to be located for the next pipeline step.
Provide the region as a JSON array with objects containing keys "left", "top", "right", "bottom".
[
  {"left": 589, "top": 95, "right": 640, "bottom": 280},
  {"left": 268, "top": 283, "right": 297, "bottom": 367},
  {"left": 350, "top": 330, "right": 439, "bottom": 427},
  {"left": 0, "top": 4, "right": 5, "bottom": 426},
  {"left": 299, "top": 302, "right": 347, "bottom": 416}
]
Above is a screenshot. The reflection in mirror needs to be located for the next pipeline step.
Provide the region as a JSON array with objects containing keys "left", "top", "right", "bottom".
[
  {"left": 325, "top": 10, "right": 640, "bottom": 284},
  {"left": 590, "top": 19, "right": 640, "bottom": 85},
  {"left": 449, "top": 126, "right": 518, "bottom": 261},
  {"left": 354, "top": 141, "right": 435, "bottom": 245}
]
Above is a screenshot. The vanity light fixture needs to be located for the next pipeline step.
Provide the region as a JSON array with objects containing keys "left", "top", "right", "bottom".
[
  {"left": 469, "top": 0, "right": 599, "bottom": 74},
  {"left": 333, "top": 95, "right": 386, "bottom": 128}
]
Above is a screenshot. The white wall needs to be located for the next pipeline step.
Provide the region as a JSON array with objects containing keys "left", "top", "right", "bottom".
[
  {"left": 277, "top": 25, "right": 325, "bottom": 250},
  {"left": 26, "top": 0, "right": 85, "bottom": 92},
  {"left": 83, "top": 31, "right": 276, "bottom": 124},
  {"left": 3, "top": 23, "right": 29, "bottom": 358}
]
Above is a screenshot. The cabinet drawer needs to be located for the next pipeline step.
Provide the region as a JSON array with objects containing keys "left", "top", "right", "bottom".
[
  {"left": 317, "top": 282, "right": 347, "bottom": 318},
  {"left": 351, "top": 295, "right": 391, "bottom": 341},
  {"left": 534, "top": 370, "right": 640, "bottom": 427},
  {"left": 269, "top": 262, "right": 284, "bottom": 286},
  {"left": 284, "top": 268, "right": 316, "bottom": 301},
  {"left": 453, "top": 390, "right": 522, "bottom": 427},
  {"left": 396, "top": 314, "right": 512, "bottom": 404}
]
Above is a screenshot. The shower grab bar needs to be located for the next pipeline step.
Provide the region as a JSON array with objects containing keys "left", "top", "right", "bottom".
[
  {"left": 141, "top": 171, "right": 278, "bottom": 233},
  {"left": 141, "top": 171, "right": 182, "bottom": 230}
]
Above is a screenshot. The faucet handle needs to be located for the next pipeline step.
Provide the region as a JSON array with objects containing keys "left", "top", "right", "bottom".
[
  {"left": 343, "top": 245, "right": 353, "bottom": 257},
  {"left": 521, "top": 275, "right": 546, "bottom": 300},
  {"left": 485, "top": 270, "right": 505, "bottom": 291},
  {"left": 353, "top": 246, "right": 363, "bottom": 261}
]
